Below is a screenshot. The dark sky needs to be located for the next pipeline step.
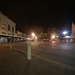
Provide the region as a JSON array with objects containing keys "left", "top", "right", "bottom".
[{"left": 0, "top": 0, "right": 75, "bottom": 34}]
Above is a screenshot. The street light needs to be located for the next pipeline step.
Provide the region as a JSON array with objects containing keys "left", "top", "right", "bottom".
[
  {"left": 63, "top": 31, "right": 67, "bottom": 35},
  {"left": 51, "top": 35, "right": 55, "bottom": 39},
  {"left": 32, "top": 33, "right": 35, "bottom": 37}
]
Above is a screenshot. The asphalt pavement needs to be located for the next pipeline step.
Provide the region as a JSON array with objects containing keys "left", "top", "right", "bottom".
[{"left": 0, "top": 41, "right": 75, "bottom": 75}]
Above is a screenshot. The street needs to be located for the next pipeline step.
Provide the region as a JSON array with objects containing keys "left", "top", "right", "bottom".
[{"left": 0, "top": 41, "right": 75, "bottom": 75}]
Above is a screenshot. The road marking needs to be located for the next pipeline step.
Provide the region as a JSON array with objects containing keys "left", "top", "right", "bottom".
[
  {"left": 32, "top": 53, "right": 75, "bottom": 70},
  {"left": 12, "top": 47, "right": 75, "bottom": 71}
]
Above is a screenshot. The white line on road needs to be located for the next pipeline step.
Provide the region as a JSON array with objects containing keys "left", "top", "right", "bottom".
[{"left": 13, "top": 47, "right": 75, "bottom": 71}]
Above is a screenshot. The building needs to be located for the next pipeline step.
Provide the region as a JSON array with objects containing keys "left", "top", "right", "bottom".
[
  {"left": 63, "top": 22, "right": 75, "bottom": 43},
  {"left": 16, "top": 30, "right": 26, "bottom": 41},
  {"left": 0, "top": 12, "right": 16, "bottom": 43},
  {"left": 0, "top": 12, "right": 16, "bottom": 35},
  {"left": 72, "top": 22, "right": 75, "bottom": 38},
  {"left": 17, "top": 30, "right": 23, "bottom": 36}
]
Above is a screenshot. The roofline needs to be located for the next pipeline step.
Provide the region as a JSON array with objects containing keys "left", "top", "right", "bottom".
[{"left": 0, "top": 12, "right": 16, "bottom": 26}]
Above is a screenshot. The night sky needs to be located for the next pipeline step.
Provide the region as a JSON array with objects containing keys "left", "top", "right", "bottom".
[{"left": 0, "top": 0, "right": 75, "bottom": 34}]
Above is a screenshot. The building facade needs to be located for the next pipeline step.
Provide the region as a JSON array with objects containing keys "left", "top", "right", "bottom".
[
  {"left": 0, "top": 12, "right": 16, "bottom": 43},
  {"left": 0, "top": 12, "right": 16, "bottom": 35},
  {"left": 72, "top": 22, "right": 75, "bottom": 38}
]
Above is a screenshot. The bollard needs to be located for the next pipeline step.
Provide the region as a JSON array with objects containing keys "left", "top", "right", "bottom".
[
  {"left": 10, "top": 38, "right": 12, "bottom": 51},
  {"left": 3, "top": 40, "right": 5, "bottom": 47},
  {"left": 27, "top": 42, "right": 31, "bottom": 60},
  {"left": 10, "top": 42, "right": 12, "bottom": 51}
]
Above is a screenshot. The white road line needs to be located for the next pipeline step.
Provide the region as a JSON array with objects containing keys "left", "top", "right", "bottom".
[{"left": 13, "top": 47, "right": 75, "bottom": 71}]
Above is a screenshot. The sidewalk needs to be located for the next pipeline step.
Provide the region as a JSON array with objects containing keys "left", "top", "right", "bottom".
[{"left": 0, "top": 44, "right": 27, "bottom": 75}]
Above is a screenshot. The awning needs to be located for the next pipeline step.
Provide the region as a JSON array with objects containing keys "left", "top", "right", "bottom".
[
  {"left": 0, "top": 34, "right": 21, "bottom": 38},
  {"left": 63, "top": 36, "right": 75, "bottom": 39}
]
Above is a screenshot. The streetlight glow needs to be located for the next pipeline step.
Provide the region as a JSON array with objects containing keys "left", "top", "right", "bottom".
[
  {"left": 51, "top": 35, "right": 55, "bottom": 39},
  {"left": 32, "top": 33, "right": 35, "bottom": 37},
  {"left": 63, "top": 31, "right": 67, "bottom": 35}
]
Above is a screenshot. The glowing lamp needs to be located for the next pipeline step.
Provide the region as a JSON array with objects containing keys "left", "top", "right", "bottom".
[
  {"left": 63, "top": 31, "right": 67, "bottom": 35},
  {"left": 52, "top": 35, "right": 55, "bottom": 39},
  {"left": 32, "top": 33, "right": 35, "bottom": 37}
]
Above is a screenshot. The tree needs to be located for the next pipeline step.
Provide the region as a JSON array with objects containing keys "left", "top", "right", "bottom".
[
  {"left": 43, "top": 33, "right": 47, "bottom": 39},
  {"left": 47, "top": 28, "right": 51, "bottom": 39},
  {"left": 47, "top": 27, "right": 60, "bottom": 40},
  {"left": 38, "top": 27, "right": 44, "bottom": 39},
  {"left": 38, "top": 27, "right": 44, "bottom": 34},
  {"left": 38, "top": 32, "right": 47, "bottom": 39}
]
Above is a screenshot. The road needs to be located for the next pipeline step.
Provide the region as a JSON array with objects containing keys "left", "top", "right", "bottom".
[{"left": 0, "top": 41, "right": 75, "bottom": 75}]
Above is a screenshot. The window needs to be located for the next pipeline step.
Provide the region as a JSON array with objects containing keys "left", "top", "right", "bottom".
[
  {"left": 8, "top": 33, "right": 11, "bottom": 35},
  {"left": 1, "top": 22, "right": 6, "bottom": 29},
  {"left": 12, "top": 27, "right": 14, "bottom": 32},
  {"left": 8, "top": 25, "right": 10, "bottom": 30},
  {"left": 2, "top": 32, "right": 6, "bottom": 34},
  {"left": 12, "top": 33, "right": 14, "bottom": 35}
]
